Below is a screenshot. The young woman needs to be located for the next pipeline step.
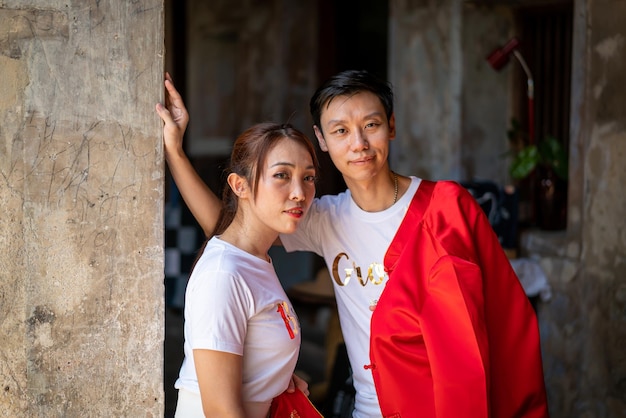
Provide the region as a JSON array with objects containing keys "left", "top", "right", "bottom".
[{"left": 156, "top": 76, "right": 319, "bottom": 418}]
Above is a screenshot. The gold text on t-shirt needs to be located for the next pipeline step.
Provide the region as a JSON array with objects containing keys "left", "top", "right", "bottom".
[{"left": 332, "top": 252, "right": 387, "bottom": 287}]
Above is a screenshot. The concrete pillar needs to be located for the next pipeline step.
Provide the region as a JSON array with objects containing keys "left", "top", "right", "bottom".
[
  {"left": 0, "top": 1, "right": 165, "bottom": 416},
  {"left": 389, "top": 0, "right": 464, "bottom": 181}
]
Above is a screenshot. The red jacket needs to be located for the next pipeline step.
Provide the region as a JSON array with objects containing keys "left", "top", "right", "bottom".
[{"left": 369, "top": 180, "right": 549, "bottom": 417}]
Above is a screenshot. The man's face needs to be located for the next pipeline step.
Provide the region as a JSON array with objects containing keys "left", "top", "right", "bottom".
[{"left": 314, "top": 91, "right": 395, "bottom": 183}]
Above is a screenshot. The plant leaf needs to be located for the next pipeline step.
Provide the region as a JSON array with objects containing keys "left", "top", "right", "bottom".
[
  {"left": 541, "top": 136, "right": 569, "bottom": 180},
  {"left": 510, "top": 145, "right": 539, "bottom": 179}
]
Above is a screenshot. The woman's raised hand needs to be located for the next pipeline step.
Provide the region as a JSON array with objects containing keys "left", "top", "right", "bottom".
[{"left": 156, "top": 72, "right": 189, "bottom": 157}]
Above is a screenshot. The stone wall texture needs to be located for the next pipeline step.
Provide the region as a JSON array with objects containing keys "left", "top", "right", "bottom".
[
  {"left": 389, "top": 0, "right": 625, "bottom": 416},
  {"left": 0, "top": 1, "right": 165, "bottom": 416},
  {"left": 523, "top": 1, "right": 626, "bottom": 416}
]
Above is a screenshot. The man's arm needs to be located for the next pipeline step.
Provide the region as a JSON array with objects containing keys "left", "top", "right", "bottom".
[{"left": 156, "top": 73, "right": 222, "bottom": 237}]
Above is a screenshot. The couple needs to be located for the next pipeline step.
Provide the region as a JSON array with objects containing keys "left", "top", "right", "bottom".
[{"left": 156, "top": 70, "right": 549, "bottom": 418}]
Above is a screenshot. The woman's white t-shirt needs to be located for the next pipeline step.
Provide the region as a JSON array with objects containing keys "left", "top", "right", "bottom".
[{"left": 175, "top": 237, "right": 301, "bottom": 404}]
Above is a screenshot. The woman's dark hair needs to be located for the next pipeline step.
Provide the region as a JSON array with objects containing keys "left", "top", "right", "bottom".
[
  {"left": 212, "top": 122, "right": 319, "bottom": 237},
  {"left": 309, "top": 70, "right": 394, "bottom": 133}
]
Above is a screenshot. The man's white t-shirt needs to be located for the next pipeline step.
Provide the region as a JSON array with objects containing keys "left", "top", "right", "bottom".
[
  {"left": 281, "top": 177, "right": 421, "bottom": 417},
  {"left": 175, "top": 237, "right": 301, "bottom": 404}
]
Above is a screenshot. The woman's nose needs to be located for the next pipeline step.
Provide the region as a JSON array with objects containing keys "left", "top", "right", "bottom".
[{"left": 290, "top": 180, "right": 305, "bottom": 201}]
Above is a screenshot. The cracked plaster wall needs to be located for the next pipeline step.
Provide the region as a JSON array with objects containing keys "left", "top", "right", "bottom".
[
  {"left": 527, "top": 1, "right": 626, "bottom": 416},
  {"left": 389, "top": 0, "right": 625, "bottom": 416},
  {"left": 0, "top": 1, "right": 165, "bottom": 416}
]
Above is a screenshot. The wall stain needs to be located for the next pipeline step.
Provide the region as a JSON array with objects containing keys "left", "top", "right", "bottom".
[
  {"left": 27, "top": 305, "right": 56, "bottom": 329},
  {"left": 0, "top": 9, "right": 69, "bottom": 59},
  {"left": 594, "top": 34, "right": 625, "bottom": 61}
]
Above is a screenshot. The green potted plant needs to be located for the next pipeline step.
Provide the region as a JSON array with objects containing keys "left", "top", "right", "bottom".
[
  {"left": 507, "top": 119, "right": 568, "bottom": 181},
  {"left": 507, "top": 119, "right": 569, "bottom": 230}
]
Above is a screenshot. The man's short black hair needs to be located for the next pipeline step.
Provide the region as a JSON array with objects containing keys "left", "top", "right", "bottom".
[{"left": 309, "top": 70, "right": 394, "bottom": 132}]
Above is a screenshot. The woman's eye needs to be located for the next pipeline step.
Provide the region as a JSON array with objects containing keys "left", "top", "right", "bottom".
[
  {"left": 274, "top": 172, "right": 289, "bottom": 179},
  {"left": 304, "top": 175, "right": 317, "bottom": 183}
]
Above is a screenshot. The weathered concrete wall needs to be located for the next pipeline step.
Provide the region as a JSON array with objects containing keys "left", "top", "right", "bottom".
[
  {"left": 0, "top": 1, "right": 165, "bottom": 416},
  {"left": 389, "top": 0, "right": 514, "bottom": 184},
  {"left": 389, "top": 0, "right": 464, "bottom": 181},
  {"left": 185, "top": 0, "right": 318, "bottom": 158},
  {"left": 524, "top": 0, "right": 626, "bottom": 416},
  {"left": 460, "top": 5, "right": 515, "bottom": 185},
  {"left": 389, "top": 0, "right": 626, "bottom": 416}
]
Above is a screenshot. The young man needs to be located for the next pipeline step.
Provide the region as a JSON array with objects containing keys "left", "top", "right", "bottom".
[{"left": 159, "top": 70, "right": 549, "bottom": 417}]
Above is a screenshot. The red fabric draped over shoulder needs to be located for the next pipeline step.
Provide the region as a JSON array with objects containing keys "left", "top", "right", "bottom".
[{"left": 369, "top": 180, "right": 548, "bottom": 418}]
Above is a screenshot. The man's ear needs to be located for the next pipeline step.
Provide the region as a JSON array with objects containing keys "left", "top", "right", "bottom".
[
  {"left": 227, "top": 173, "right": 249, "bottom": 198},
  {"left": 313, "top": 125, "right": 328, "bottom": 152},
  {"left": 388, "top": 113, "right": 396, "bottom": 141}
]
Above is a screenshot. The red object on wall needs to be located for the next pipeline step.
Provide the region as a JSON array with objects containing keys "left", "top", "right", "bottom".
[
  {"left": 486, "top": 37, "right": 520, "bottom": 70},
  {"left": 486, "top": 37, "right": 535, "bottom": 144}
]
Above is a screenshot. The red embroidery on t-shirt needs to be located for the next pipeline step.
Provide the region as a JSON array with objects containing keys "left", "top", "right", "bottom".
[{"left": 277, "top": 302, "right": 296, "bottom": 339}]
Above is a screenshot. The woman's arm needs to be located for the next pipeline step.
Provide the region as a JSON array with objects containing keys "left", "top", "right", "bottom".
[
  {"left": 194, "top": 349, "right": 246, "bottom": 418},
  {"left": 156, "top": 73, "right": 222, "bottom": 237}
]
